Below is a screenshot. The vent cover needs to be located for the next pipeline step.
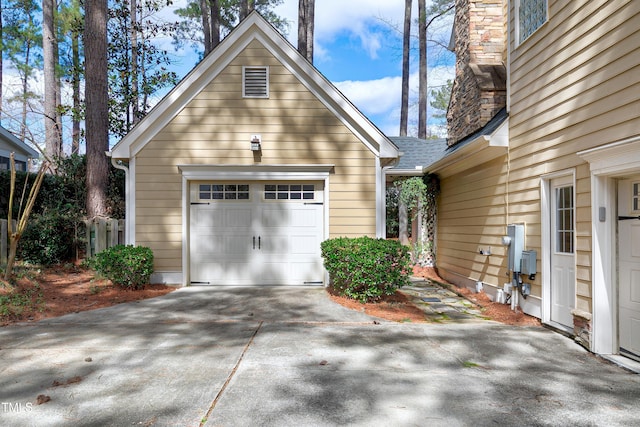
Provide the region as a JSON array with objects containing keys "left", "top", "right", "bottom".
[{"left": 243, "top": 66, "right": 269, "bottom": 98}]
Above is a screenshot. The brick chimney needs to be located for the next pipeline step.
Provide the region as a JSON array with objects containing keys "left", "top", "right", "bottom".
[{"left": 447, "top": 0, "right": 507, "bottom": 146}]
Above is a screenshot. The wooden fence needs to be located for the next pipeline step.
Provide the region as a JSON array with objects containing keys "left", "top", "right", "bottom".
[
  {"left": 85, "top": 218, "right": 125, "bottom": 258},
  {"left": 0, "top": 218, "right": 123, "bottom": 265}
]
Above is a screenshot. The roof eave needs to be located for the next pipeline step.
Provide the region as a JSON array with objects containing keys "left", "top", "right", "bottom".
[{"left": 425, "top": 118, "right": 509, "bottom": 177}]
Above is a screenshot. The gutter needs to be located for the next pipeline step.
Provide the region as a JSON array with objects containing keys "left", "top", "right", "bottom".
[{"left": 106, "top": 151, "right": 131, "bottom": 244}]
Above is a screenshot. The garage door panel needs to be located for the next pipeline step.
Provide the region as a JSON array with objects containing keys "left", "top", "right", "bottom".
[
  {"left": 291, "top": 235, "right": 319, "bottom": 254},
  {"left": 290, "top": 208, "right": 318, "bottom": 227},
  {"left": 226, "top": 208, "right": 253, "bottom": 228},
  {"left": 190, "top": 182, "right": 324, "bottom": 285}
]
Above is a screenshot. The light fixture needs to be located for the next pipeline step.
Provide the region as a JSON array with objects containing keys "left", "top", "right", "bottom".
[{"left": 250, "top": 134, "right": 261, "bottom": 151}]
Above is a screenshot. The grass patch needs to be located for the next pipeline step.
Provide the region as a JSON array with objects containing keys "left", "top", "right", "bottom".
[{"left": 0, "top": 283, "right": 45, "bottom": 319}]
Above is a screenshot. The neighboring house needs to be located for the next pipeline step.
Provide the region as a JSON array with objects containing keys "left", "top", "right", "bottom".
[
  {"left": 426, "top": 0, "right": 640, "bottom": 365},
  {"left": 0, "top": 125, "right": 38, "bottom": 171},
  {"left": 110, "top": 12, "right": 399, "bottom": 287}
]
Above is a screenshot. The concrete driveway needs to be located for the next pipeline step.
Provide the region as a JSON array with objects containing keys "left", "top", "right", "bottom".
[{"left": 1, "top": 286, "right": 639, "bottom": 426}]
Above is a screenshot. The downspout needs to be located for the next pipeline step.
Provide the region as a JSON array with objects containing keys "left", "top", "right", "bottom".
[{"left": 106, "top": 151, "right": 131, "bottom": 245}]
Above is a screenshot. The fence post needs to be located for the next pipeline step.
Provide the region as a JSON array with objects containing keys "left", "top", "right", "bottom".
[
  {"left": 95, "top": 218, "right": 107, "bottom": 254},
  {"left": 108, "top": 219, "right": 119, "bottom": 248}
]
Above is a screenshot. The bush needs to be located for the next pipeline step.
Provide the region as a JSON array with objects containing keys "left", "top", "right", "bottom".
[
  {"left": 86, "top": 245, "right": 154, "bottom": 289},
  {"left": 320, "top": 236, "right": 411, "bottom": 303},
  {"left": 18, "top": 211, "right": 79, "bottom": 265}
]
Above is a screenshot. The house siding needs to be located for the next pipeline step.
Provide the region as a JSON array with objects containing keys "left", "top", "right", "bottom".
[
  {"left": 133, "top": 40, "right": 377, "bottom": 272},
  {"left": 508, "top": 0, "right": 640, "bottom": 315},
  {"left": 439, "top": 0, "right": 640, "bottom": 340},
  {"left": 437, "top": 155, "right": 511, "bottom": 289}
]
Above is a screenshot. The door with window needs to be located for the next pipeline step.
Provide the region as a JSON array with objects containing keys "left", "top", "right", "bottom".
[
  {"left": 550, "top": 176, "right": 576, "bottom": 329},
  {"left": 618, "top": 176, "right": 640, "bottom": 360},
  {"left": 189, "top": 182, "right": 324, "bottom": 285}
]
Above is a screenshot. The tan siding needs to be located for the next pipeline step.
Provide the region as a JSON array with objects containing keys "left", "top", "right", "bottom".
[
  {"left": 134, "top": 40, "right": 378, "bottom": 271},
  {"left": 487, "top": 0, "right": 640, "bottom": 314},
  {"left": 437, "top": 156, "right": 510, "bottom": 288}
]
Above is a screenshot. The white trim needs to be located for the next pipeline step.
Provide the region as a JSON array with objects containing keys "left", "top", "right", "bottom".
[
  {"left": 540, "top": 170, "right": 576, "bottom": 332},
  {"left": 182, "top": 176, "right": 189, "bottom": 286},
  {"left": 177, "top": 164, "right": 334, "bottom": 180},
  {"left": 128, "top": 158, "right": 136, "bottom": 245},
  {"left": 577, "top": 136, "right": 640, "bottom": 355}
]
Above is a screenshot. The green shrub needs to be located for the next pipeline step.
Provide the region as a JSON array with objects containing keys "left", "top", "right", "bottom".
[
  {"left": 320, "top": 236, "right": 411, "bottom": 303},
  {"left": 18, "top": 211, "right": 78, "bottom": 265},
  {"left": 86, "top": 245, "right": 154, "bottom": 289}
]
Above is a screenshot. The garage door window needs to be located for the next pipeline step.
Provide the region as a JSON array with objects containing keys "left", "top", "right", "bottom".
[
  {"left": 199, "top": 184, "right": 250, "bottom": 200},
  {"left": 264, "top": 184, "right": 315, "bottom": 200}
]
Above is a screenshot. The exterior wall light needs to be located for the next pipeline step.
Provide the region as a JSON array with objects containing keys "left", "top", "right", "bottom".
[{"left": 250, "top": 134, "right": 262, "bottom": 151}]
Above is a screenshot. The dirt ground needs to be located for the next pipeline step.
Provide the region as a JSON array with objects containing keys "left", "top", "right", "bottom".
[
  {"left": 0, "top": 264, "right": 175, "bottom": 327},
  {"left": 1, "top": 264, "right": 540, "bottom": 327}
]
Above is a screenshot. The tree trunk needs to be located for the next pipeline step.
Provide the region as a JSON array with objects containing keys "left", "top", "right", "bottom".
[
  {"left": 72, "top": 23, "right": 81, "bottom": 154},
  {"left": 20, "top": 40, "right": 31, "bottom": 142},
  {"left": 43, "top": 0, "right": 62, "bottom": 164},
  {"left": 399, "top": 0, "right": 411, "bottom": 136},
  {"left": 200, "top": 0, "right": 212, "bottom": 55},
  {"left": 297, "top": 0, "right": 314, "bottom": 63},
  {"left": 210, "top": 0, "right": 220, "bottom": 49},
  {"left": 130, "top": 0, "right": 139, "bottom": 124},
  {"left": 418, "top": 0, "right": 427, "bottom": 139},
  {"left": 239, "top": 0, "right": 254, "bottom": 20},
  {"left": 84, "top": 0, "right": 110, "bottom": 219},
  {"left": 0, "top": 6, "right": 3, "bottom": 126}
]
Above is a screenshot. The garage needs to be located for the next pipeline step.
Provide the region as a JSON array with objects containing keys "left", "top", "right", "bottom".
[{"left": 189, "top": 181, "right": 325, "bottom": 285}]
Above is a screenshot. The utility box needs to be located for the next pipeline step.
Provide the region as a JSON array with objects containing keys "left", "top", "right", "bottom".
[
  {"left": 520, "top": 250, "right": 537, "bottom": 276},
  {"left": 506, "top": 224, "right": 525, "bottom": 273}
]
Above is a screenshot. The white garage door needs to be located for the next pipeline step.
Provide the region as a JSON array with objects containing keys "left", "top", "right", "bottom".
[{"left": 189, "top": 182, "right": 324, "bottom": 285}]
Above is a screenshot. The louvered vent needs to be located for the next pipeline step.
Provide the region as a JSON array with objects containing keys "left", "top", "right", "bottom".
[{"left": 243, "top": 66, "right": 269, "bottom": 98}]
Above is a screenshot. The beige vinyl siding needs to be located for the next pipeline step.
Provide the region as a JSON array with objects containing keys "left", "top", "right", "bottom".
[
  {"left": 504, "top": 0, "right": 640, "bottom": 310},
  {"left": 134, "top": 40, "right": 377, "bottom": 271},
  {"left": 436, "top": 156, "right": 511, "bottom": 289}
]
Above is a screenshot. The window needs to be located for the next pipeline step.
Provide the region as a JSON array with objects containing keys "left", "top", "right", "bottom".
[
  {"left": 555, "top": 185, "right": 574, "bottom": 253},
  {"left": 264, "top": 184, "right": 315, "bottom": 201},
  {"left": 633, "top": 182, "right": 640, "bottom": 212},
  {"left": 199, "top": 184, "right": 249, "bottom": 201},
  {"left": 0, "top": 156, "right": 26, "bottom": 171},
  {"left": 517, "top": 0, "right": 547, "bottom": 43},
  {"left": 242, "top": 66, "right": 269, "bottom": 98}
]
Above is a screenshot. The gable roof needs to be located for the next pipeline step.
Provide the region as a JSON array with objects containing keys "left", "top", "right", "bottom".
[
  {"left": 110, "top": 12, "right": 399, "bottom": 160},
  {"left": 387, "top": 136, "right": 448, "bottom": 176},
  {"left": 0, "top": 125, "right": 39, "bottom": 159}
]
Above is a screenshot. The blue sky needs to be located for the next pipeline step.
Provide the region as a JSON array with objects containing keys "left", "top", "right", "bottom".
[
  {"left": 0, "top": 0, "right": 455, "bottom": 152},
  {"left": 168, "top": 0, "right": 456, "bottom": 137}
]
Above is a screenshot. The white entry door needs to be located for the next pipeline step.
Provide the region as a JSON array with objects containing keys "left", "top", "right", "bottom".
[
  {"left": 550, "top": 176, "right": 576, "bottom": 329},
  {"left": 618, "top": 176, "right": 640, "bottom": 360},
  {"left": 189, "top": 182, "right": 324, "bottom": 285}
]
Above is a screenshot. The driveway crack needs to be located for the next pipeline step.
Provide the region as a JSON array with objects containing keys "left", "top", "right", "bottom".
[{"left": 200, "top": 320, "right": 263, "bottom": 426}]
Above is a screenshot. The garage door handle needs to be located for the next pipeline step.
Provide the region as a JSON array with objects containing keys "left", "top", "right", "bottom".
[
  {"left": 253, "top": 236, "right": 256, "bottom": 250},
  {"left": 258, "top": 236, "right": 261, "bottom": 250}
]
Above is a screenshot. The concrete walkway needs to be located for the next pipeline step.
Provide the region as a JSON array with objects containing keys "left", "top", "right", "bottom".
[{"left": 1, "top": 286, "right": 639, "bottom": 426}]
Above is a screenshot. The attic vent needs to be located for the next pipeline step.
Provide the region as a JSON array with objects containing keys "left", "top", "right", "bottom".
[{"left": 243, "top": 66, "right": 269, "bottom": 98}]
